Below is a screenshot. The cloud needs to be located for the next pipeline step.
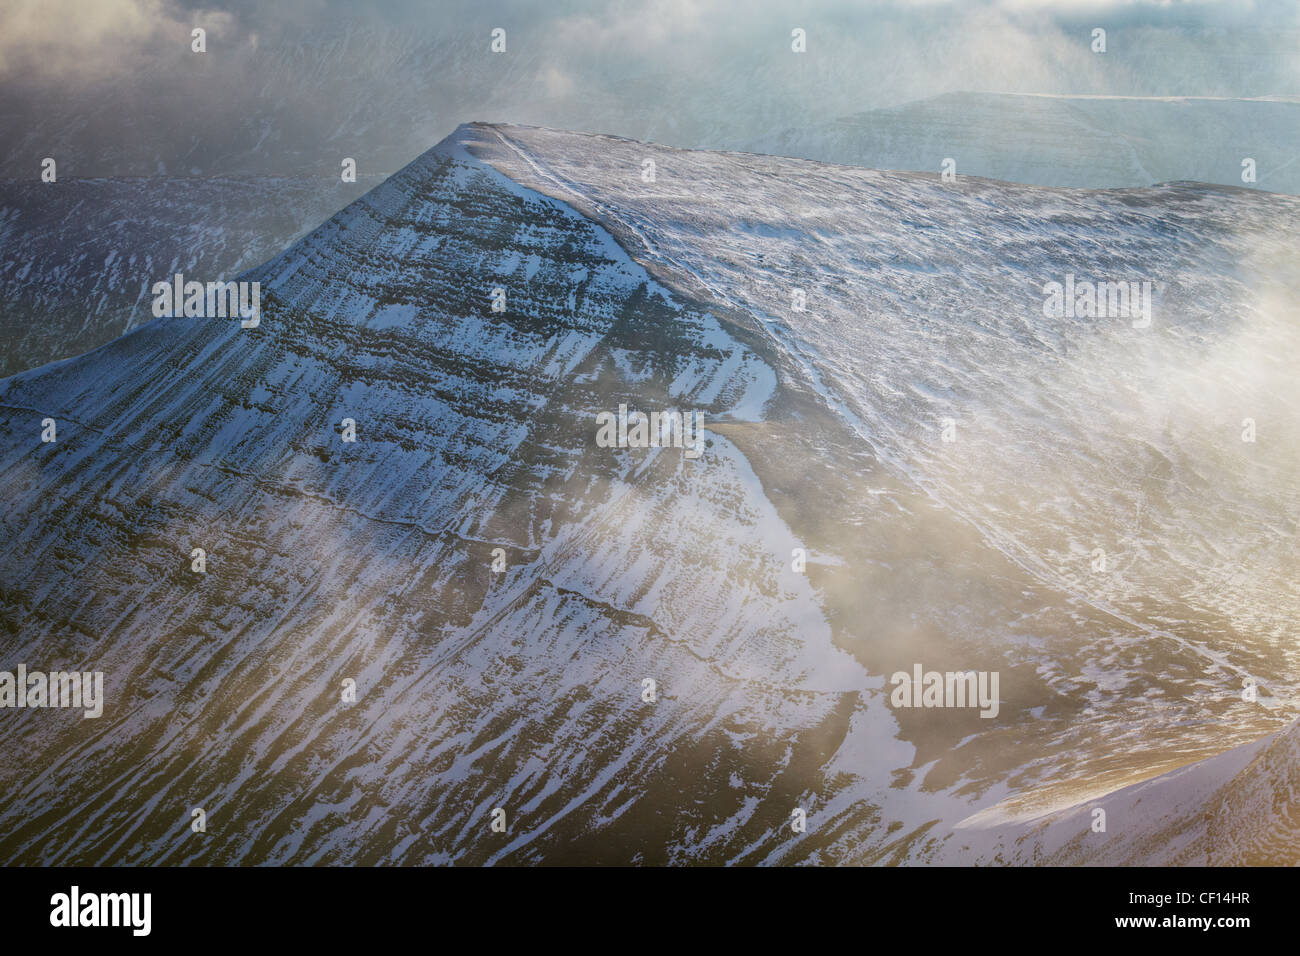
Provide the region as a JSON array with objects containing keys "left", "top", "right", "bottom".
[{"left": 0, "top": 0, "right": 238, "bottom": 83}]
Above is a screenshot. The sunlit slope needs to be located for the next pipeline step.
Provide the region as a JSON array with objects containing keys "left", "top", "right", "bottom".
[{"left": 958, "top": 716, "right": 1300, "bottom": 865}]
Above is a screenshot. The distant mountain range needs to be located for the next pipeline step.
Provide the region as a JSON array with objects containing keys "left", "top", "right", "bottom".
[{"left": 753, "top": 92, "right": 1300, "bottom": 194}]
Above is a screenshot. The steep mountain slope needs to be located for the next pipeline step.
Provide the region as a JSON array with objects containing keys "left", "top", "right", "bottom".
[
  {"left": 0, "top": 175, "right": 379, "bottom": 376},
  {"left": 755, "top": 92, "right": 1300, "bottom": 194},
  {"left": 1, "top": 124, "right": 1296, "bottom": 865}
]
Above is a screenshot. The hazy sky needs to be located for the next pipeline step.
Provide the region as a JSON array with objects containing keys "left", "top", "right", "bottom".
[{"left": 2, "top": 0, "right": 1298, "bottom": 176}]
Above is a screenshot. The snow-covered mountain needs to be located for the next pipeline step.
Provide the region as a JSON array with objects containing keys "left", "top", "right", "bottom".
[
  {"left": 755, "top": 92, "right": 1300, "bottom": 194},
  {"left": 0, "top": 175, "right": 379, "bottom": 376},
  {"left": 0, "top": 123, "right": 1296, "bottom": 864}
]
